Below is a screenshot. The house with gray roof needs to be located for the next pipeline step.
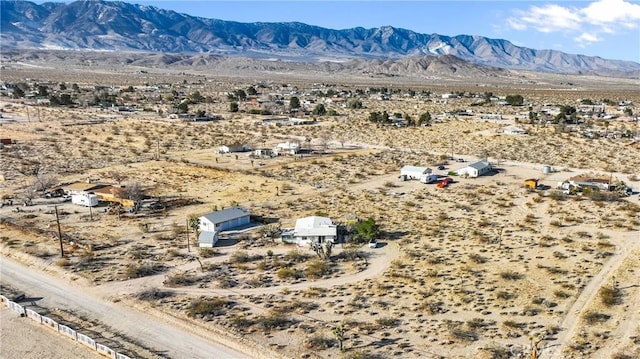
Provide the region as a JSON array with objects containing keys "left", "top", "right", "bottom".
[
  {"left": 457, "top": 161, "right": 492, "bottom": 178},
  {"left": 198, "top": 207, "right": 251, "bottom": 247}
]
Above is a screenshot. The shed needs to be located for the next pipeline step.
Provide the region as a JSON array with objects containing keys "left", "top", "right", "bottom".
[
  {"left": 273, "top": 142, "right": 300, "bottom": 155},
  {"left": 199, "top": 206, "right": 251, "bottom": 233},
  {"left": 60, "top": 182, "right": 108, "bottom": 196},
  {"left": 400, "top": 166, "right": 432, "bottom": 180},
  {"left": 218, "top": 143, "right": 249, "bottom": 154},
  {"left": 198, "top": 231, "right": 219, "bottom": 248},
  {"left": 503, "top": 126, "right": 528, "bottom": 135},
  {"left": 457, "top": 161, "right": 492, "bottom": 178}
]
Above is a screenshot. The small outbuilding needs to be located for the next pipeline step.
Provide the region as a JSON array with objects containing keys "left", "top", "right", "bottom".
[
  {"left": 218, "top": 143, "right": 250, "bottom": 154},
  {"left": 400, "top": 166, "right": 432, "bottom": 180},
  {"left": 273, "top": 142, "right": 300, "bottom": 156},
  {"left": 198, "top": 231, "right": 219, "bottom": 248},
  {"left": 503, "top": 126, "right": 528, "bottom": 135},
  {"left": 457, "top": 161, "right": 492, "bottom": 178}
]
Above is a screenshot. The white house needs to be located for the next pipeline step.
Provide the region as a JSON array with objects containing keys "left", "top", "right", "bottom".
[
  {"left": 503, "top": 126, "right": 528, "bottom": 135},
  {"left": 251, "top": 148, "right": 275, "bottom": 158},
  {"left": 218, "top": 143, "right": 250, "bottom": 154},
  {"left": 457, "top": 161, "right": 492, "bottom": 178},
  {"left": 281, "top": 216, "right": 337, "bottom": 247},
  {"left": 273, "top": 142, "right": 300, "bottom": 156},
  {"left": 400, "top": 166, "right": 432, "bottom": 180},
  {"left": 198, "top": 207, "right": 251, "bottom": 247}
]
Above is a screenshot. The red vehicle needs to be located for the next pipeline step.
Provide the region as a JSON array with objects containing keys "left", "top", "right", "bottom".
[{"left": 437, "top": 177, "right": 453, "bottom": 188}]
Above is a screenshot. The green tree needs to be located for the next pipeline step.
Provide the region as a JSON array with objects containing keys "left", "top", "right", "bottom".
[
  {"left": 354, "top": 217, "right": 379, "bottom": 243},
  {"left": 623, "top": 107, "right": 633, "bottom": 116},
  {"left": 37, "top": 85, "right": 49, "bottom": 97},
  {"left": 234, "top": 89, "right": 247, "bottom": 101},
  {"left": 59, "top": 83, "right": 67, "bottom": 91},
  {"left": 289, "top": 96, "right": 301, "bottom": 109},
  {"left": 404, "top": 113, "right": 413, "bottom": 126},
  {"left": 59, "top": 94, "right": 74, "bottom": 105},
  {"left": 347, "top": 99, "right": 363, "bottom": 109},
  {"left": 12, "top": 87, "right": 25, "bottom": 98},
  {"left": 229, "top": 102, "right": 239, "bottom": 113},
  {"left": 505, "top": 95, "right": 524, "bottom": 106},
  {"left": 419, "top": 112, "right": 432, "bottom": 126},
  {"left": 332, "top": 324, "right": 345, "bottom": 351},
  {"left": 312, "top": 103, "right": 327, "bottom": 116},
  {"left": 176, "top": 101, "right": 189, "bottom": 114},
  {"left": 72, "top": 83, "right": 80, "bottom": 92},
  {"left": 189, "top": 91, "right": 204, "bottom": 103},
  {"left": 196, "top": 109, "right": 206, "bottom": 117},
  {"left": 246, "top": 86, "right": 257, "bottom": 96}
]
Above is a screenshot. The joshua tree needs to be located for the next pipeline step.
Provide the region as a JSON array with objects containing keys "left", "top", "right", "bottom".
[{"left": 332, "top": 324, "right": 346, "bottom": 351}]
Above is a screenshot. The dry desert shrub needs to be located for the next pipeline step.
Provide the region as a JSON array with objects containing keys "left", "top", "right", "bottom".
[
  {"left": 583, "top": 310, "right": 610, "bottom": 324},
  {"left": 599, "top": 285, "right": 622, "bottom": 306},
  {"left": 303, "top": 333, "right": 335, "bottom": 350},
  {"left": 136, "top": 288, "right": 175, "bottom": 301},
  {"left": 188, "top": 297, "right": 233, "bottom": 318}
]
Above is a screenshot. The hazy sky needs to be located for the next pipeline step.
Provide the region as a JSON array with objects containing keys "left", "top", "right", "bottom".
[{"left": 44, "top": 0, "right": 640, "bottom": 62}]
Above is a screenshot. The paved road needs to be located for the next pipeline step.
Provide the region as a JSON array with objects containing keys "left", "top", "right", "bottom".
[{"left": 0, "top": 256, "right": 251, "bottom": 359}]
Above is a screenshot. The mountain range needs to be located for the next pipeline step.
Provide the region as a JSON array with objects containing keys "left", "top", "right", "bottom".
[{"left": 2, "top": 0, "right": 639, "bottom": 76}]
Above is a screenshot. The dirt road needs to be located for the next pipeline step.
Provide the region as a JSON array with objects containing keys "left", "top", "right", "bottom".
[
  {"left": 0, "top": 256, "right": 252, "bottom": 359},
  {"left": 550, "top": 229, "right": 640, "bottom": 353}
]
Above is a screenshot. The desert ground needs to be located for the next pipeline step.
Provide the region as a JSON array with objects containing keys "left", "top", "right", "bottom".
[{"left": 1, "top": 56, "right": 639, "bottom": 359}]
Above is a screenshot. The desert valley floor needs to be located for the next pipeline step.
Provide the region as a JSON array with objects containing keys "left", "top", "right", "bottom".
[{"left": 0, "top": 55, "right": 639, "bottom": 359}]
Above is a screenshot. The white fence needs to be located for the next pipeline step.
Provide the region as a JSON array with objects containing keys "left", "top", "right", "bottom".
[{"left": 1, "top": 296, "right": 134, "bottom": 358}]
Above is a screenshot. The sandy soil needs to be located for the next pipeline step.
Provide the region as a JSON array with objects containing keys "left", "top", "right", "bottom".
[
  {"left": 0, "top": 307, "right": 102, "bottom": 359},
  {"left": 0, "top": 65, "right": 639, "bottom": 359}
]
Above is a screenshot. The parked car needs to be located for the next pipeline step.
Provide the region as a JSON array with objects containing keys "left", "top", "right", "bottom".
[
  {"left": 456, "top": 158, "right": 466, "bottom": 162},
  {"left": 368, "top": 238, "right": 378, "bottom": 248},
  {"left": 437, "top": 165, "right": 445, "bottom": 170}
]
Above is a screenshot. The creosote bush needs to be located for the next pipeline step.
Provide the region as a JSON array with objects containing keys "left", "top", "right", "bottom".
[{"left": 188, "top": 297, "right": 233, "bottom": 318}]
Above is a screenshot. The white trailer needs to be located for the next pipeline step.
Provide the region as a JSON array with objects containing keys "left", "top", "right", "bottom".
[
  {"left": 400, "top": 165, "right": 431, "bottom": 180},
  {"left": 71, "top": 193, "right": 98, "bottom": 207},
  {"left": 420, "top": 174, "right": 439, "bottom": 184}
]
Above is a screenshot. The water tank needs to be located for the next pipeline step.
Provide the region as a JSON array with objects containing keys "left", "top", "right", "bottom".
[{"left": 542, "top": 165, "right": 551, "bottom": 174}]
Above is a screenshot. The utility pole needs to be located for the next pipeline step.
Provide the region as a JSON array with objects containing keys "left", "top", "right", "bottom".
[
  {"left": 54, "top": 206, "right": 64, "bottom": 257},
  {"left": 185, "top": 218, "right": 191, "bottom": 253}
]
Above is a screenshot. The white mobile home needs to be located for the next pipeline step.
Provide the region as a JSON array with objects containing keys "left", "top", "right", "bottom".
[
  {"left": 281, "top": 216, "right": 337, "bottom": 247},
  {"left": 400, "top": 166, "right": 432, "bottom": 180},
  {"left": 420, "top": 173, "right": 439, "bottom": 184},
  {"left": 218, "top": 143, "right": 250, "bottom": 154},
  {"left": 273, "top": 142, "right": 300, "bottom": 156},
  {"left": 71, "top": 193, "right": 98, "bottom": 207},
  {"left": 457, "top": 161, "right": 492, "bottom": 178}
]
